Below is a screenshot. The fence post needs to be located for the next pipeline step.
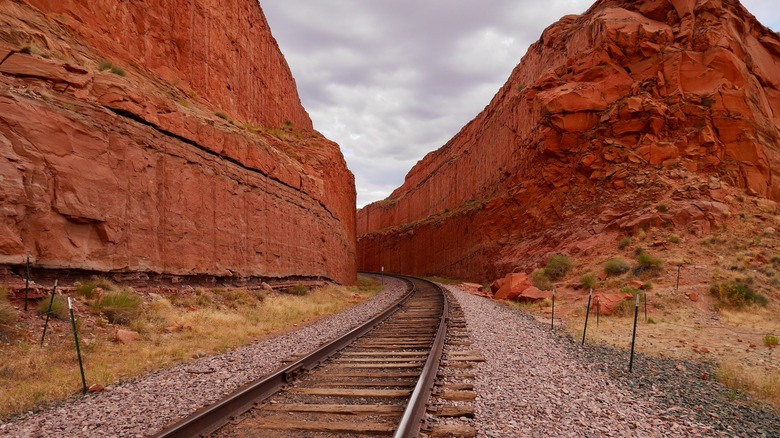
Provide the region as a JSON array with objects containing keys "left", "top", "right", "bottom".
[
  {"left": 550, "top": 288, "right": 555, "bottom": 331},
  {"left": 68, "top": 297, "right": 87, "bottom": 394},
  {"left": 24, "top": 254, "right": 30, "bottom": 311},
  {"left": 581, "top": 289, "right": 593, "bottom": 346},
  {"left": 40, "top": 279, "right": 58, "bottom": 346},
  {"left": 675, "top": 265, "right": 682, "bottom": 292},
  {"left": 629, "top": 294, "right": 640, "bottom": 372}
]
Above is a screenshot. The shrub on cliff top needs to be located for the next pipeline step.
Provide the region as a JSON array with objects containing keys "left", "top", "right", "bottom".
[{"left": 543, "top": 255, "right": 572, "bottom": 281}]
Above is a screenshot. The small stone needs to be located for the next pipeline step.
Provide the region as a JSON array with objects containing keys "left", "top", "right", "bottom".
[
  {"left": 115, "top": 329, "right": 141, "bottom": 344},
  {"left": 688, "top": 292, "right": 699, "bottom": 302}
]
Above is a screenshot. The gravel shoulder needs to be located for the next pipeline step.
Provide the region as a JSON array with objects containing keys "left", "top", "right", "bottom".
[
  {"left": 0, "top": 276, "right": 408, "bottom": 438},
  {"left": 445, "top": 286, "right": 780, "bottom": 438}
]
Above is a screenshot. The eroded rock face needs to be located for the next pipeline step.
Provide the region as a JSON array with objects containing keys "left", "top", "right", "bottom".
[
  {"left": 357, "top": 0, "right": 780, "bottom": 282},
  {"left": 0, "top": 0, "right": 356, "bottom": 284}
]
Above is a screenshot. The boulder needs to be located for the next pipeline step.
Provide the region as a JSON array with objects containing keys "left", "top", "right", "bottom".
[
  {"left": 593, "top": 293, "right": 634, "bottom": 316},
  {"left": 515, "top": 286, "right": 551, "bottom": 303},
  {"left": 493, "top": 273, "right": 533, "bottom": 301},
  {"left": 115, "top": 329, "right": 141, "bottom": 344}
]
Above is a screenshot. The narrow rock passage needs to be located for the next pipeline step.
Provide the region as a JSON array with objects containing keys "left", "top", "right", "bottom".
[{"left": 446, "top": 286, "right": 779, "bottom": 437}]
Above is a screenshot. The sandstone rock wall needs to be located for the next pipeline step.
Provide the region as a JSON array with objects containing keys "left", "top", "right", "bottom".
[
  {"left": 358, "top": 0, "right": 780, "bottom": 282},
  {"left": 0, "top": 0, "right": 356, "bottom": 284},
  {"left": 23, "top": 0, "right": 312, "bottom": 130}
]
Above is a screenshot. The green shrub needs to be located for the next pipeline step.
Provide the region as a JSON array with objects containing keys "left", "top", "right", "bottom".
[
  {"left": 215, "top": 111, "right": 228, "bottom": 120},
  {"left": 668, "top": 235, "right": 681, "bottom": 244},
  {"left": 38, "top": 295, "right": 69, "bottom": 320},
  {"left": 635, "top": 251, "right": 663, "bottom": 275},
  {"left": 75, "top": 276, "right": 116, "bottom": 300},
  {"left": 93, "top": 289, "right": 142, "bottom": 324},
  {"left": 581, "top": 274, "right": 596, "bottom": 290},
  {"left": 656, "top": 204, "right": 669, "bottom": 213},
  {"left": 544, "top": 255, "right": 572, "bottom": 281},
  {"left": 604, "top": 258, "right": 630, "bottom": 276},
  {"left": 618, "top": 237, "right": 631, "bottom": 250},
  {"left": 531, "top": 269, "right": 552, "bottom": 291},
  {"left": 765, "top": 335, "right": 779, "bottom": 348},
  {"left": 709, "top": 281, "right": 768, "bottom": 309}
]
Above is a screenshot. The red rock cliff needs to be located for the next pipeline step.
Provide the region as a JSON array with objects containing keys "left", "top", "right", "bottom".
[
  {"left": 0, "top": 0, "right": 356, "bottom": 284},
  {"left": 357, "top": 0, "right": 780, "bottom": 282}
]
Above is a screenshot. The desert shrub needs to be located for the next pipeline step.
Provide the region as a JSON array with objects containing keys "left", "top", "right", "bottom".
[
  {"left": 656, "top": 204, "right": 669, "bottom": 213},
  {"left": 765, "top": 335, "right": 779, "bottom": 348},
  {"left": 618, "top": 237, "right": 631, "bottom": 250},
  {"left": 37, "top": 295, "right": 68, "bottom": 320},
  {"left": 604, "top": 258, "right": 631, "bottom": 276},
  {"left": 635, "top": 251, "right": 663, "bottom": 275},
  {"left": 543, "top": 255, "right": 572, "bottom": 281},
  {"left": 668, "top": 235, "right": 681, "bottom": 244},
  {"left": 0, "top": 302, "right": 17, "bottom": 326},
  {"left": 75, "top": 276, "right": 117, "bottom": 300},
  {"left": 612, "top": 295, "right": 639, "bottom": 317},
  {"left": 215, "top": 111, "right": 228, "bottom": 120},
  {"left": 93, "top": 289, "right": 142, "bottom": 324},
  {"left": 581, "top": 274, "right": 596, "bottom": 290},
  {"left": 215, "top": 288, "right": 258, "bottom": 309},
  {"left": 710, "top": 281, "right": 768, "bottom": 309},
  {"left": 289, "top": 285, "right": 308, "bottom": 296},
  {"left": 98, "top": 60, "right": 126, "bottom": 76},
  {"left": 531, "top": 269, "right": 552, "bottom": 291}
]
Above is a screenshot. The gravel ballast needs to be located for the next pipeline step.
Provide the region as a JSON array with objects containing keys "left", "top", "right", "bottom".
[
  {"left": 445, "top": 286, "right": 779, "bottom": 437},
  {"left": 0, "top": 276, "right": 408, "bottom": 437}
]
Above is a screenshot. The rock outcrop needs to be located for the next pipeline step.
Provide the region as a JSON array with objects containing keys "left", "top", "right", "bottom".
[
  {"left": 357, "top": 0, "right": 780, "bottom": 282},
  {"left": 0, "top": 0, "right": 356, "bottom": 284}
]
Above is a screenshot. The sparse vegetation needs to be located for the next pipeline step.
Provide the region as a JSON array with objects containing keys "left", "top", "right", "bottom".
[
  {"left": 0, "top": 287, "right": 17, "bottom": 328},
  {"left": 668, "top": 235, "right": 681, "bottom": 244},
  {"left": 709, "top": 280, "right": 768, "bottom": 309},
  {"left": 423, "top": 276, "right": 462, "bottom": 285},
  {"left": 92, "top": 289, "right": 142, "bottom": 324},
  {"left": 580, "top": 273, "right": 596, "bottom": 290},
  {"left": 37, "top": 295, "right": 68, "bottom": 320},
  {"left": 604, "top": 258, "right": 631, "bottom": 276},
  {"left": 656, "top": 204, "right": 669, "bottom": 213},
  {"left": 618, "top": 237, "right": 631, "bottom": 249},
  {"left": 1, "top": 276, "right": 382, "bottom": 419},
  {"left": 215, "top": 111, "right": 228, "bottom": 120},
  {"left": 531, "top": 268, "right": 553, "bottom": 291},
  {"left": 543, "top": 255, "right": 572, "bottom": 281},
  {"left": 765, "top": 335, "right": 779, "bottom": 348},
  {"left": 98, "top": 60, "right": 126, "bottom": 77},
  {"left": 517, "top": 83, "right": 526, "bottom": 92},
  {"left": 716, "top": 361, "right": 780, "bottom": 407},
  {"left": 289, "top": 284, "right": 308, "bottom": 296},
  {"left": 74, "top": 276, "right": 116, "bottom": 300},
  {"left": 635, "top": 250, "right": 663, "bottom": 276}
]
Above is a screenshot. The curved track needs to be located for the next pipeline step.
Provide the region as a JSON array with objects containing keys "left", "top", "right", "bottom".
[{"left": 154, "top": 275, "right": 449, "bottom": 437}]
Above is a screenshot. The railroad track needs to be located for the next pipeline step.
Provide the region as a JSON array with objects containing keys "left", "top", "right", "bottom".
[{"left": 153, "top": 275, "right": 480, "bottom": 437}]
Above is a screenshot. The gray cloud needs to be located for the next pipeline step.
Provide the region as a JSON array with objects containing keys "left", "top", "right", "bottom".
[{"left": 262, "top": 0, "right": 779, "bottom": 208}]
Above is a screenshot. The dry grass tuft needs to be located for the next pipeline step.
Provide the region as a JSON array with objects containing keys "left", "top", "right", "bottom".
[{"left": 716, "top": 361, "right": 780, "bottom": 407}]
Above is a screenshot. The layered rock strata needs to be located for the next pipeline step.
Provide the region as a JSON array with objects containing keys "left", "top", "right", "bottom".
[
  {"left": 0, "top": 0, "right": 356, "bottom": 284},
  {"left": 357, "top": 0, "right": 780, "bottom": 282}
]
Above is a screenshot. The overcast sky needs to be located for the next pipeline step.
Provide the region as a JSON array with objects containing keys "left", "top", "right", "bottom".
[{"left": 262, "top": 1, "right": 780, "bottom": 208}]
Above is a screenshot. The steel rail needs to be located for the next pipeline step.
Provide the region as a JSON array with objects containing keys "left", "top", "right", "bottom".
[
  {"left": 394, "top": 277, "right": 450, "bottom": 438},
  {"left": 153, "top": 274, "right": 416, "bottom": 438}
]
